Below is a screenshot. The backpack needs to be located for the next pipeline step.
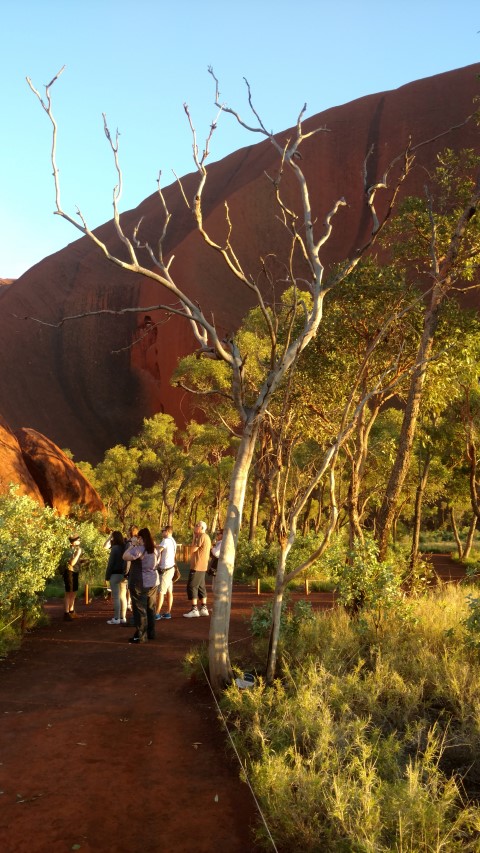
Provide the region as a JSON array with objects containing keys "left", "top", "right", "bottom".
[{"left": 207, "top": 555, "right": 218, "bottom": 577}]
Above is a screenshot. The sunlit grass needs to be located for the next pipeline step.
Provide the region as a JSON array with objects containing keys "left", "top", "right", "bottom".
[{"left": 221, "top": 585, "right": 480, "bottom": 852}]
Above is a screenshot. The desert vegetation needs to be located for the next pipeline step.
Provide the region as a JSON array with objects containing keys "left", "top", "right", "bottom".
[
  {"left": 1, "top": 69, "right": 476, "bottom": 846},
  {"left": 0, "top": 486, "right": 106, "bottom": 655},
  {"left": 220, "top": 584, "right": 480, "bottom": 851}
]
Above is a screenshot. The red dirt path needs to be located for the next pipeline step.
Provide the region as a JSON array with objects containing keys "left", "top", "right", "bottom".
[{"left": 0, "top": 584, "right": 334, "bottom": 853}]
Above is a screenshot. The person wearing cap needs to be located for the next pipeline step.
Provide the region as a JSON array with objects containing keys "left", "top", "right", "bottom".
[
  {"left": 63, "top": 534, "right": 82, "bottom": 621},
  {"left": 183, "top": 521, "right": 211, "bottom": 618}
]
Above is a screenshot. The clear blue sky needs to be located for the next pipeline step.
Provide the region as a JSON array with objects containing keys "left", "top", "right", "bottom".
[{"left": 2, "top": 0, "right": 479, "bottom": 279}]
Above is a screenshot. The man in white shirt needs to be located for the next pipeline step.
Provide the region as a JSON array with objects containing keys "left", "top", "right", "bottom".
[{"left": 155, "top": 526, "right": 177, "bottom": 620}]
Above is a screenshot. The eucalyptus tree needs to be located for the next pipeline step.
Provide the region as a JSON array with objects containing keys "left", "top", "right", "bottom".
[
  {"left": 297, "top": 259, "right": 424, "bottom": 549},
  {"left": 175, "top": 421, "right": 235, "bottom": 533},
  {"left": 93, "top": 444, "right": 143, "bottom": 530},
  {"left": 458, "top": 385, "right": 480, "bottom": 545},
  {"left": 404, "top": 301, "right": 480, "bottom": 565},
  {"left": 376, "top": 149, "right": 480, "bottom": 558},
  {"left": 130, "top": 413, "right": 195, "bottom": 529}
]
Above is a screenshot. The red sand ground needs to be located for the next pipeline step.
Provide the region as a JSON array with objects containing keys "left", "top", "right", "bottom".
[{"left": 0, "top": 584, "right": 334, "bottom": 853}]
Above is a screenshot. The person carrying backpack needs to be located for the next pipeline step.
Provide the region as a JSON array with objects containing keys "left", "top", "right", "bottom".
[{"left": 123, "top": 527, "right": 159, "bottom": 644}]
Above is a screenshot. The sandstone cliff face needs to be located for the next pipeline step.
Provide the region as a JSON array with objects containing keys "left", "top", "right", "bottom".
[
  {"left": 0, "top": 64, "right": 479, "bottom": 462},
  {"left": 0, "top": 416, "right": 44, "bottom": 504},
  {"left": 15, "top": 428, "right": 105, "bottom": 517}
]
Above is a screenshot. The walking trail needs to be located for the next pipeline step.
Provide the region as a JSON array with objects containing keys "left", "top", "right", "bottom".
[
  {"left": 0, "top": 583, "right": 333, "bottom": 853},
  {"left": 0, "top": 556, "right": 464, "bottom": 852}
]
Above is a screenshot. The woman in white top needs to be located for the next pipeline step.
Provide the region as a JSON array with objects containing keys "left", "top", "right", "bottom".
[
  {"left": 208, "top": 528, "right": 223, "bottom": 594},
  {"left": 155, "top": 525, "right": 177, "bottom": 620}
]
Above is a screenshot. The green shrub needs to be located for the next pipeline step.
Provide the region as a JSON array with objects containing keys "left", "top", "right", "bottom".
[
  {"left": 0, "top": 486, "right": 106, "bottom": 624},
  {"left": 0, "top": 487, "right": 69, "bottom": 618},
  {"left": 323, "top": 535, "right": 409, "bottom": 635},
  {"left": 461, "top": 593, "right": 480, "bottom": 650},
  {"left": 234, "top": 533, "right": 279, "bottom": 580}
]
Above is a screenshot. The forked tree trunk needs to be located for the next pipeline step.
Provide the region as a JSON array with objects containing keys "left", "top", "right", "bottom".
[
  {"left": 463, "top": 515, "right": 478, "bottom": 559},
  {"left": 450, "top": 507, "right": 463, "bottom": 559},
  {"left": 249, "top": 476, "right": 261, "bottom": 540},
  {"left": 266, "top": 544, "right": 288, "bottom": 684},
  {"left": 265, "top": 464, "right": 339, "bottom": 683},
  {"left": 377, "top": 291, "right": 442, "bottom": 558},
  {"left": 409, "top": 450, "right": 432, "bottom": 570},
  {"left": 314, "top": 483, "right": 325, "bottom": 533}
]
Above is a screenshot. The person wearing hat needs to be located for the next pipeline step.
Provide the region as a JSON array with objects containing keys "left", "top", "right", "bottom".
[{"left": 63, "top": 534, "right": 82, "bottom": 621}]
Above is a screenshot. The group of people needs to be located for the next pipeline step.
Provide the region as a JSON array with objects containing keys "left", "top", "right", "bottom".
[
  {"left": 105, "top": 521, "right": 223, "bottom": 644},
  {"left": 61, "top": 521, "right": 224, "bottom": 644},
  {"left": 106, "top": 524, "right": 178, "bottom": 644}
]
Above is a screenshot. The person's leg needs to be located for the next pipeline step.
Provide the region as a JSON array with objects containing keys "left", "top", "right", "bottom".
[
  {"left": 146, "top": 586, "right": 157, "bottom": 639},
  {"left": 119, "top": 579, "right": 128, "bottom": 620},
  {"left": 157, "top": 570, "right": 174, "bottom": 618},
  {"left": 130, "top": 587, "right": 144, "bottom": 636},
  {"left": 69, "top": 573, "right": 79, "bottom": 615},
  {"left": 64, "top": 573, "right": 77, "bottom": 618},
  {"left": 197, "top": 574, "right": 208, "bottom": 615},
  {"left": 109, "top": 575, "right": 121, "bottom": 620},
  {"left": 64, "top": 572, "right": 70, "bottom": 614},
  {"left": 184, "top": 571, "right": 200, "bottom": 617}
]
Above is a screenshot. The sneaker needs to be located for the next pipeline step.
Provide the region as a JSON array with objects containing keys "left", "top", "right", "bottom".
[
  {"left": 183, "top": 608, "right": 200, "bottom": 618},
  {"left": 199, "top": 606, "right": 209, "bottom": 617},
  {"left": 163, "top": 613, "right": 172, "bottom": 620},
  {"left": 155, "top": 613, "right": 162, "bottom": 621},
  {"left": 128, "top": 635, "right": 146, "bottom": 644},
  {"left": 107, "top": 618, "right": 120, "bottom": 625},
  {"left": 120, "top": 618, "right": 127, "bottom": 624},
  {"left": 63, "top": 612, "right": 74, "bottom": 621}
]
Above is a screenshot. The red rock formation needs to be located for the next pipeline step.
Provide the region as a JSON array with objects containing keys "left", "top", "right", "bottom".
[
  {"left": 0, "top": 416, "right": 44, "bottom": 504},
  {"left": 15, "top": 428, "right": 105, "bottom": 517},
  {"left": 0, "top": 64, "right": 479, "bottom": 462}
]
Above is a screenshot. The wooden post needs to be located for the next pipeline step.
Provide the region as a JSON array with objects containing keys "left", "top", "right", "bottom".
[
  {"left": 256, "top": 578, "right": 261, "bottom": 595},
  {"left": 304, "top": 578, "right": 309, "bottom": 596},
  {"left": 85, "top": 583, "right": 89, "bottom": 605}
]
